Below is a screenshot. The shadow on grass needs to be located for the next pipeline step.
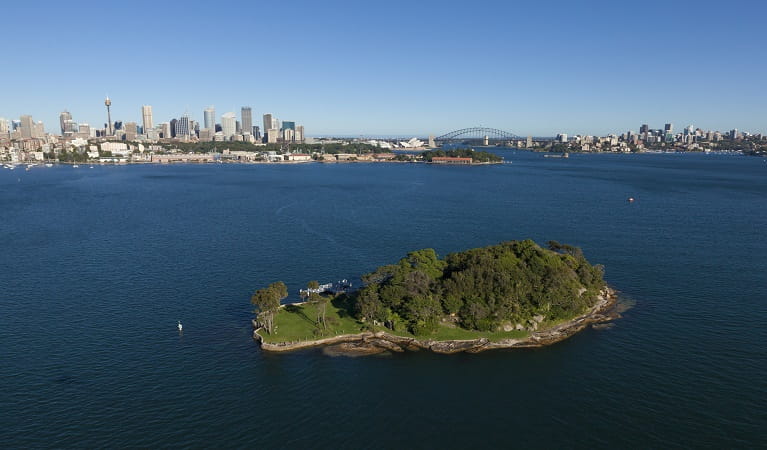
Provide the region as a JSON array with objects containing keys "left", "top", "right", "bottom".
[
  {"left": 331, "top": 293, "right": 356, "bottom": 318},
  {"left": 284, "top": 304, "right": 317, "bottom": 327}
]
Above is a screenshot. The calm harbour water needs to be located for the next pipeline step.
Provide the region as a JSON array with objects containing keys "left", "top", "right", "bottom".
[{"left": 1, "top": 151, "right": 766, "bottom": 448}]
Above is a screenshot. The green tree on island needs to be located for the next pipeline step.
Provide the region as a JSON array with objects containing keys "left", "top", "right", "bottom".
[
  {"left": 305, "top": 280, "right": 328, "bottom": 329},
  {"left": 251, "top": 281, "right": 287, "bottom": 334}
]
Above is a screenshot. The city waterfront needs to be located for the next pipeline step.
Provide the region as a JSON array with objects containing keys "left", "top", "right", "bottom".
[{"left": 1, "top": 151, "right": 765, "bottom": 447}]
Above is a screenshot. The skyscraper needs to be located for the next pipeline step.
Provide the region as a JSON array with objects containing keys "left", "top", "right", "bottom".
[
  {"left": 59, "top": 111, "right": 72, "bottom": 135},
  {"left": 204, "top": 106, "right": 216, "bottom": 131},
  {"left": 176, "top": 115, "right": 191, "bottom": 137},
  {"left": 142, "top": 105, "right": 153, "bottom": 133},
  {"left": 263, "top": 113, "right": 274, "bottom": 133},
  {"left": 161, "top": 122, "right": 171, "bottom": 139},
  {"left": 170, "top": 118, "right": 178, "bottom": 138},
  {"left": 221, "top": 112, "right": 236, "bottom": 139},
  {"left": 241, "top": 107, "right": 253, "bottom": 136},
  {"left": 0, "top": 118, "right": 9, "bottom": 134},
  {"left": 125, "top": 122, "right": 138, "bottom": 141},
  {"left": 640, "top": 124, "right": 649, "bottom": 134},
  {"left": 20, "top": 115, "right": 34, "bottom": 139}
]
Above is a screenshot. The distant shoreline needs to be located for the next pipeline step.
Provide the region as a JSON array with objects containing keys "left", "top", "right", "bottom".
[{"left": 253, "top": 287, "right": 618, "bottom": 356}]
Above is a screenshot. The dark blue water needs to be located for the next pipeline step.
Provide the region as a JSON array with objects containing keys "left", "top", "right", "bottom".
[{"left": 2, "top": 152, "right": 766, "bottom": 448}]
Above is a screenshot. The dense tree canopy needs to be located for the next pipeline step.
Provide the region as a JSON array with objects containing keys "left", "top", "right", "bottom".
[
  {"left": 421, "top": 148, "right": 502, "bottom": 163},
  {"left": 350, "top": 241, "right": 605, "bottom": 335}
]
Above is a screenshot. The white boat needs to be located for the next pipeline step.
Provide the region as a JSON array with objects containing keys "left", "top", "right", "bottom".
[
  {"left": 177, "top": 321, "right": 183, "bottom": 331},
  {"left": 45, "top": 163, "right": 53, "bottom": 167},
  {"left": 72, "top": 164, "right": 79, "bottom": 168}
]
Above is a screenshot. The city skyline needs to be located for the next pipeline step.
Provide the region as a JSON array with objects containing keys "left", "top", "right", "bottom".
[{"left": 2, "top": 0, "right": 766, "bottom": 136}]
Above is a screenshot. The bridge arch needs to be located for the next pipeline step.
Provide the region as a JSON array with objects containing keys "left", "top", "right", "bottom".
[{"left": 435, "top": 127, "right": 521, "bottom": 145}]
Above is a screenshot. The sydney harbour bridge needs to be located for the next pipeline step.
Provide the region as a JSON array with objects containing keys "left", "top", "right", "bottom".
[{"left": 433, "top": 127, "right": 522, "bottom": 146}]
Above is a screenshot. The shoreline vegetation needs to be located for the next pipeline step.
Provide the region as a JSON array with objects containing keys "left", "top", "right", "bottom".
[{"left": 251, "top": 240, "right": 619, "bottom": 356}]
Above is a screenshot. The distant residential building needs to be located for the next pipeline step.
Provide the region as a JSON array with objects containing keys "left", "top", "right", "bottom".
[
  {"left": 142, "top": 105, "right": 153, "bottom": 133},
  {"left": 526, "top": 136, "right": 533, "bottom": 148},
  {"left": 241, "top": 107, "right": 253, "bottom": 136},
  {"left": 221, "top": 112, "right": 236, "bottom": 139}
]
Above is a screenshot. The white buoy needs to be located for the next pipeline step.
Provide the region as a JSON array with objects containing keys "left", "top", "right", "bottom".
[{"left": 177, "top": 320, "right": 183, "bottom": 331}]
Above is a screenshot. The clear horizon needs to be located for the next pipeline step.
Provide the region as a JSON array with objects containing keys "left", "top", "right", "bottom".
[{"left": 2, "top": 0, "right": 765, "bottom": 136}]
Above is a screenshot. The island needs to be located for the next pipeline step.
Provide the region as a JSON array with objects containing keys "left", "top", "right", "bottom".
[{"left": 251, "top": 240, "right": 617, "bottom": 355}]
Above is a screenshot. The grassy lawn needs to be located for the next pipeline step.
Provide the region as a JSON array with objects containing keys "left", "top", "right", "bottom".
[
  {"left": 258, "top": 301, "right": 363, "bottom": 344},
  {"left": 258, "top": 300, "right": 529, "bottom": 344}
]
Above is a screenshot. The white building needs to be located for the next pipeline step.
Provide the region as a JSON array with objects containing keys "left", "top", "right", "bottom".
[{"left": 221, "top": 112, "right": 236, "bottom": 139}]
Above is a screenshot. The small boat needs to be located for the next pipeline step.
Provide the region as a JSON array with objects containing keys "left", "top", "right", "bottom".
[
  {"left": 177, "top": 320, "right": 183, "bottom": 331},
  {"left": 89, "top": 166, "right": 94, "bottom": 169},
  {"left": 45, "top": 163, "right": 53, "bottom": 168},
  {"left": 72, "top": 164, "right": 80, "bottom": 168},
  {"left": 627, "top": 197, "right": 635, "bottom": 203}
]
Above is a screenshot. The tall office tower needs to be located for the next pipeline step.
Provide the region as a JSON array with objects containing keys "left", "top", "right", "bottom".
[
  {"left": 141, "top": 105, "right": 153, "bottom": 132},
  {"left": 125, "top": 122, "right": 138, "bottom": 140},
  {"left": 204, "top": 106, "right": 216, "bottom": 131},
  {"left": 664, "top": 123, "right": 673, "bottom": 134},
  {"left": 236, "top": 120, "right": 242, "bottom": 134},
  {"left": 253, "top": 126, "right": 261, "bottom": 140},
  {"left": 33, "top": 121, "right": 45, "bottom": 138},
  {"left": 282, "top": 121, "right": 295, "bottom": 131},
  {"left": 63, "top": 119, "right": 78, "bottom": 135},
  {"left": 59, "top": 111, "right": 73, "bottom": 134},
  {"left": 263, "top": 113, "right": 274, "bottom": 133},
  {"left": 730, "top": 129, "right": 738, "bottom": 140},
  {"left": 241, "top": 107, "right": 253, "bottom": 136},
  {"left": 176, "top": 115, "right": 191, "bottom": 137},
  {"left": 105, "top": 97, "right": 113, "bottom": 135},
  {"left": 221, "top": 112, "right": 236, "bottom": 139},
  {"left": 295, "top": 125, "right": 304, "bottom": 143},
  {"left": 0, "top": 118, "right": 9, "bottom": 134},
  {"left": 160, "top": 122, "right": 171, "bottom": 139},
  {"left": 640, "top": 124, "right": 649, "bottom": 134},
  {"left": 20, "top": 115, "right": 34, "bottom": 139},
  {"left": 282, "top": 128, "right": 295, "bottom": 142},
  {"left": 684, "top": 125, "right": 693, "bottom": 136},
  {"left": 78, "top": 123, "right": 91, "bottom": 138},
  {"left": 170, "top": 118, "right": 178, "bottom": 138}
]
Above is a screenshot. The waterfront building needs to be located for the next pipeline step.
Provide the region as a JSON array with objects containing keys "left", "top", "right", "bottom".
[
  {"left": 241, "top": 107, "right": 253, "bottom": 136},
  {"left": 221, "top": 112, "right": 236, "bottom": 139},
  {"left": 204, "top": 106, "right": 216, "bottom": 131},
  {"left": 142, "top": 105, "right": 153, "bottom": 133}
]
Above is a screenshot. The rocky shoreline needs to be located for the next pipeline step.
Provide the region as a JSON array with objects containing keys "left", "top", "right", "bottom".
[{"left": 253, "top": 287, "right": 618, "bottom": 356}]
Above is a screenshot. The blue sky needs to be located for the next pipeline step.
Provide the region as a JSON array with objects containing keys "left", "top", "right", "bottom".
[{"left": 1, "top": 0, "right": 765, "bottom": 136}]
